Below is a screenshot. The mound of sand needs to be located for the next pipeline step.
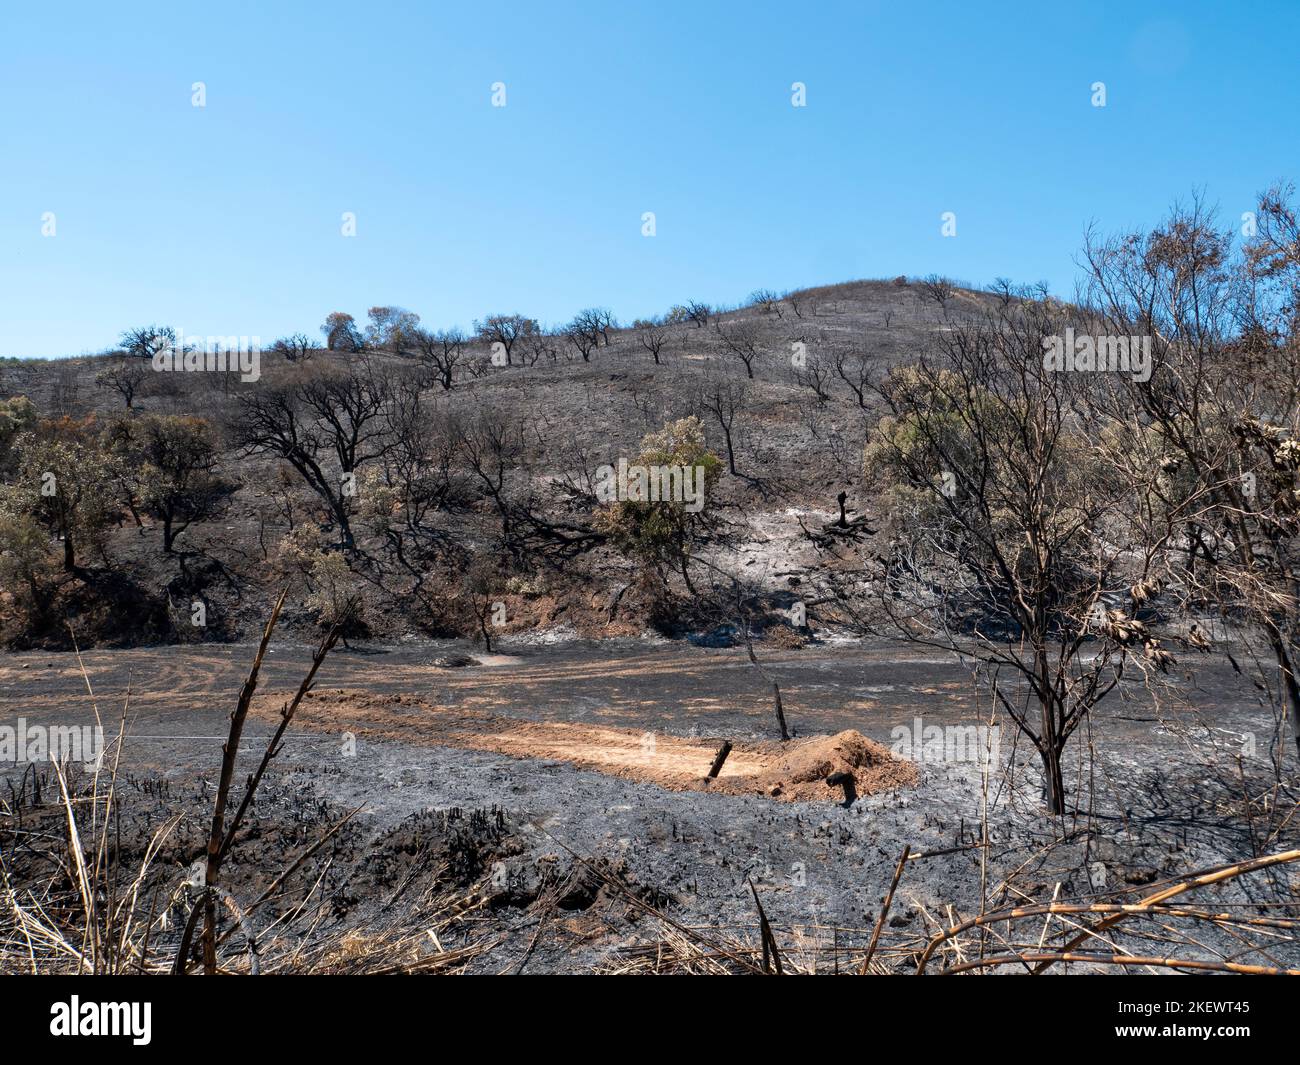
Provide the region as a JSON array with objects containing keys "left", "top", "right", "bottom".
[
  {"left": 433, "top": 654, "right": 481, "bottom": 669},
  {"left": 705, "top": 730, "right": 917, "bottom": 802}
]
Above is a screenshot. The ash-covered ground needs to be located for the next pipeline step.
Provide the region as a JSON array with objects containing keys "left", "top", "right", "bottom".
[{"left": 3, "top": 636, "right": 1296, "bottom": 973}]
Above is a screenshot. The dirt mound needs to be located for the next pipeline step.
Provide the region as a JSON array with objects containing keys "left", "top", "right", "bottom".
[
  {"left": 433, "top": 654, "right": 481, "bottom": 669},
  {"left": 258, "top": 687, "right": 916, "bottom": 804},
  {"left": 706, "top": 730, "right": 917, "bottom": 802},
  {"left": 474, "top": 724, "right": 916, "bottom": 803}
]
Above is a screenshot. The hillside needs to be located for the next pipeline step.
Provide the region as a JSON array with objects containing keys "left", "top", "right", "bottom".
[{"left": 0, "top": 277, "right": 989, "bottom": 649}]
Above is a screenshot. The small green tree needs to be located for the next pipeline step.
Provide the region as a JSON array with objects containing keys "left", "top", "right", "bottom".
[
  {"left": 278, "top": 526, "right": 367, "bottom": 645},
  {"left": 0, "top": 396, "right": 37, "bottom": 461},
  {"left": 0, "top": 510, "right": 58, "bottom": 623},
  {"left": 5, "top": 417, "right": 118, "bottom": 573},
  {"left": 595, "top": 416, "right": 721, "bottom": 594},
  {"left": 303, "top": 551, "right": 365, "bottom": 641},
  {"left": 103, "top": 414, "right": 231, "bottom": 552}
]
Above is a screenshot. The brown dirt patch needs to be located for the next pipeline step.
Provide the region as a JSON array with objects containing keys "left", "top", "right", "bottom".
[
  {"left": 708, "top": 728, "right": 918, "bottom": 802},
  {"left": 252, "top": 688, "right": 915, "bottom": 803}
]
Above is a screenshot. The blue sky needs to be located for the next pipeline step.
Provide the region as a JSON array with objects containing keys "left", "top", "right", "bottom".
[{"left": 3, "top": 0, "right": 1298, "bottom": 358}]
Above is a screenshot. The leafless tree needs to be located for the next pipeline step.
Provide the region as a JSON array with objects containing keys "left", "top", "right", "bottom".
[
  {"left": 456, "top": 406, "right": 525, "bottom": 549},
  {"left": 715, "top": 320, "right": 762, "bottom": 379},
  {"left": 637, "top": 319, "right": 670, "bottom": 364},
  {"left": 236, "top": 356, "right": 396, "bottom": 548},
  {"left": 846, "top": 296, "right": 1178, "bottom": 814},
  {"left": 271, "top": 334, "right": 315, "bottom": 363},
  {"left": 685, "top": 300, "right": 712, "bottom": 328},
  {"left": 749, "top": 289, "right": 784, "bottom": 318},
  {"left": 475, "top": 313, "right": 538, "bottom": 366},
  {"left": 792, "top": 349, "right": 833, "bottom": 405},
  {"left": 564, "top": 318, "right": 599, "bottom": 362},
  {"left": 412, "top": 327, "right": 466, "bottom": 390},
  {"left": 95, "top": 358, "right": 149, "bottom": 409},
  {"left": 832, "top": 347, "right": 871, "bottom": 408},
  {"left": 991, "top": 277, "right": 1018, "bottom": 309},
  {"left": 118, "top": 324, "right": 175, "bottom": 360},
  {"left": 522, "top": 332, "right": 559, "bottom": 366},
  {"left": 699, "top": 373, "right": 749, "bottom": 476},
  {"left": 919, "top": 274, "right": 956, "bottom": 308},
  {"left": 368, "top": 380, "right": 467, "bottom": 589}
]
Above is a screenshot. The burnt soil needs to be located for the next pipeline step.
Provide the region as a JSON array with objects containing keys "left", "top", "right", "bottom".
[{"left": 3, "top": 636, "right": 1297, "bottom": 973}]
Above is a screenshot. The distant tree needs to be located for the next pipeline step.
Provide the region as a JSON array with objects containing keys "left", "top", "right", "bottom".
[
  {"left": 119, "top": 325, "right": 175, "bottom": 360},
  {"left": 365, "top": 306, "right": 421, "bottom": 353},
  {"left": 832, "top": 347, "right": 871, "bottom": 409},
  {"left": 412, "top": 326, "right": 467, "bottom": 390},
  {"left": 749, "top": 289, "right": 784, "bottom": 317},
  {"left": 50, "top": 364, "right": 83, "bottom": 418},
  {"left": 919, "top": 274, "right": 956, "bottom": 308},
  {"left": 522, "top": 332, "right": 559, "bottom": 366},
  {"left": 270, "top": 334, "right": 315, "bottom": 362},
  {"left": 792, "top": 349, "right": 832, "bottom": 405},
  {"left": 0, "top": 396, "right": 38, "bottom": 462},
  {"left": 563, "top": 318, "right": 599, "bottom": 362},
  {"left": 569, "top": 309, "right": 604, "bottom": 349},
  {"left": 714, "top": 320, "right": 762, "bottom": 379},
  {"left": 991, "top": 277, "right": 1018, "bottom": 308},
  {"left": 637, "top": 319, "right": 670, "bottom": 364},
  {"left": 474, "top": 314, "right": 538, "bottom": 366},
  {"left": 95, "top": 358, "right": 149, "bottom": 409},
  {"left": 365, "top": 383, "right": 464, "bottom": 577},
  {"left": 456, "top": 407, "right": 525, "bottom": 549},
  {"left": 684, "top": 300, "right": 712, "bottom": 329},
  {"left": 321, "top": 312, "right": 364, "bottom": 352}
]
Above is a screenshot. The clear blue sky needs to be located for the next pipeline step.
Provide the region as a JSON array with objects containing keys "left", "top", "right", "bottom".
[{"left": 3, "top": 0, "right": 1298, "bottom": 358}]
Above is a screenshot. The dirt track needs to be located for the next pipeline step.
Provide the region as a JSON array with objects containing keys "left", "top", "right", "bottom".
[{"left": 0, "top": 636, "right": 1272, "bottom": 756}]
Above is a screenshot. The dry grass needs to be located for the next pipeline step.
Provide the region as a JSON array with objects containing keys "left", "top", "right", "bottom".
[{"left": 597, "top": 845, "right": 1300, "bottom": 976}]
